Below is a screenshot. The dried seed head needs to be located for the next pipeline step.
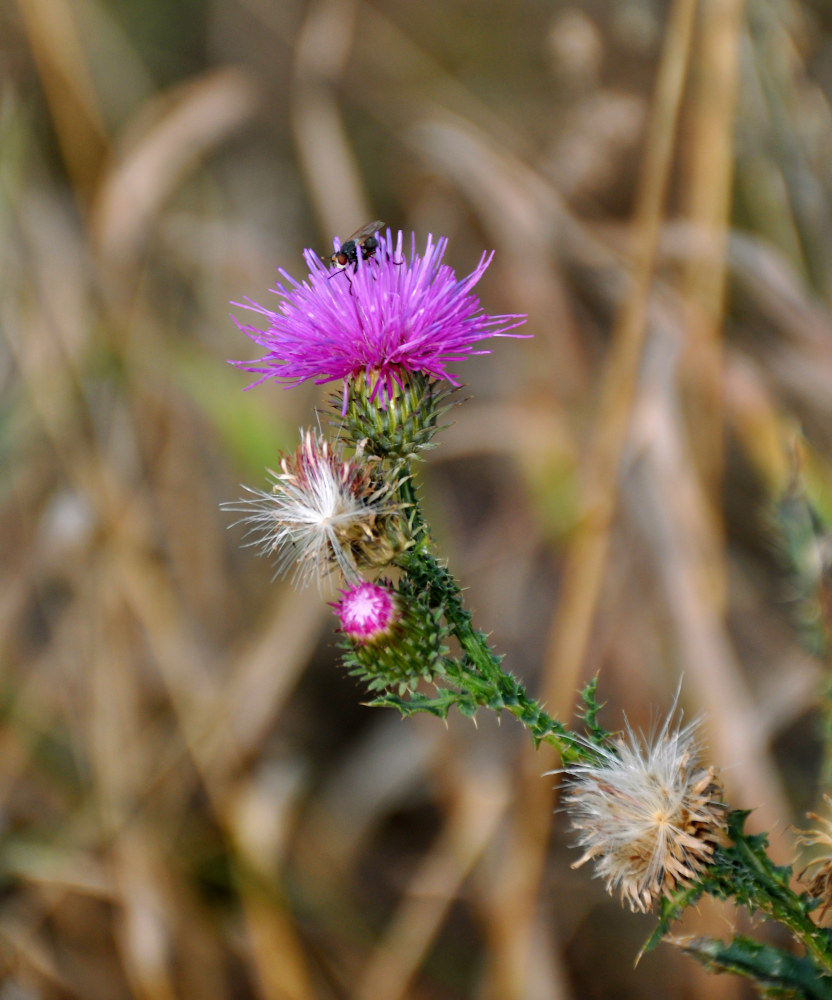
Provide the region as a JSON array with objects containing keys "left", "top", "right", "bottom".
[
  {"left": 223, "top": 430, "right": 401, "bottom": 588},
  {"left": 796, "top": 796, "right": 832, "bottom": 922},
  {"left": 561, "top": 710, "right": 728, "bottom": 913}
]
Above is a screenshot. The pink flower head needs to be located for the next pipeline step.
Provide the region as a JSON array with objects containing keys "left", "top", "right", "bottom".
[
  {"left": 333, "top": 581, "right": 398, "bottom": 644},
  {"left": 231, "top": 230, "right": 528, "bottom": 406}
]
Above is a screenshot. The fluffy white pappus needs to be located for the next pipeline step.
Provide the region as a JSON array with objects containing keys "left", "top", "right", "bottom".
[
  {"left": 560, "top": 709, "right": 727, "bottom": 913},
  {"left": 223, "top": 430, "right": 394, "bottom": 589}
]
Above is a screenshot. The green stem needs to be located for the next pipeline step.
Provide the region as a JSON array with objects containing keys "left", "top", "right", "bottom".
[
  {"left": 445, "top": 658, "right": 589, "bottom": 763},
  {"left": 727, "top": 826, "right": 832, "bottom": 973},
  {"left": 394, "top": 539, "right": 592, "bottom": 764},
  {"left": 397, "top": 467, "right": 430, "bottom": 550}
]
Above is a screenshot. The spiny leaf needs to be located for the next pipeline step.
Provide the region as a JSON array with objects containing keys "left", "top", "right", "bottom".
[
  {"left": 671, "top": 935, "right": 832, "bottom": 1000},
  {"left": 366, "top": 689, "right": 475, "bottom": 719},
  {"left": 579, "top": 675, "right": 611, "bottom": 744}
]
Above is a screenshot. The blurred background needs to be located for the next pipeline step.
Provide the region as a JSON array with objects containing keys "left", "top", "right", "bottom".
[{"left": 3, "top": 0, "right": 832, "bottom": 996}]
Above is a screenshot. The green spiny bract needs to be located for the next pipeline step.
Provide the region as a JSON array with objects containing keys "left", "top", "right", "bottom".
[{"left": 338, "top": 373, "right": 458, "bottom": 461}]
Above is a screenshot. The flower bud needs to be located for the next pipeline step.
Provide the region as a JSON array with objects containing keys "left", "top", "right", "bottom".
[
  {"left": 333, "top": 582, "right": 398, "bottom": 644},
  {"left": 335, "top": 578, "right": 451, "bottom": 694}
]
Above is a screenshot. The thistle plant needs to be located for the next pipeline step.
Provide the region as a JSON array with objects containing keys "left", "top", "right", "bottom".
[{"left": 226, "top": 227, "right": 832, "bottom": 996}]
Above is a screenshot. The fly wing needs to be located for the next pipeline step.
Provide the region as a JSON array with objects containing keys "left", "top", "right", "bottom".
[{"left": 345, "top": 220, "right": 385, "bottom": 243}]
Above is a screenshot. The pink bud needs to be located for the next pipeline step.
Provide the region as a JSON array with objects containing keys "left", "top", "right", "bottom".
[{"left": 333, "top": 582, "right": 398, "bottom": 643}]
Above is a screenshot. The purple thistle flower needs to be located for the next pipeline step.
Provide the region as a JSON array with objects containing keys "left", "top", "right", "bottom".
[
  {"left": 231, "top": 230, "right": 528, "bottom": 406},
  {"left": 333, "top": 581, "right": 398, "bottom": 643}
]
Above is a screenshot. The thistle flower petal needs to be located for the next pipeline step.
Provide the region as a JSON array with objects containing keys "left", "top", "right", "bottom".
[
  {"left": 560, "top": 709, "right": 727, "bottom": 913},
  {"left": 231, "top": 230, "right": 528, "bottom": 405}
]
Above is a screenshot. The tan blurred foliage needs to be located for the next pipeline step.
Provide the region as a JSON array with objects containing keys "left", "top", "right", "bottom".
[{"left": 2, "top": 0, "right": 832, "bottom": 997}]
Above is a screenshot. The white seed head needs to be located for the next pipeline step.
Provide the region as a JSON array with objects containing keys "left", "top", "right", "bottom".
[
  {"left": 224, "top": 430, "right": 396, "bottom": 588},
  {"left": 561, "top": 710, "right": 727, "bottom": 913}
]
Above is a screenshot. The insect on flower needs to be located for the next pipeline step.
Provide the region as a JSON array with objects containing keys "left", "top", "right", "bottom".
[
  {"left": 233, "top": 230, "right": 528, "bottom": 406},
  {"left": 329, "top": 221, "right": 385, "bottom": 270}
]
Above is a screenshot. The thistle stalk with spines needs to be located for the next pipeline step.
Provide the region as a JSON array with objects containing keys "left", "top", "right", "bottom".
[{"left": 227, "top": 228, "right": 832, "bottom": 996}]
